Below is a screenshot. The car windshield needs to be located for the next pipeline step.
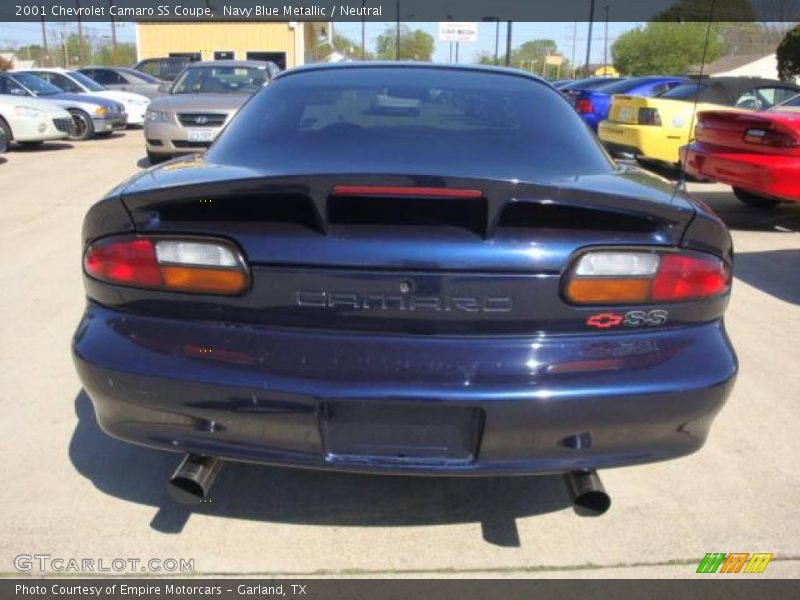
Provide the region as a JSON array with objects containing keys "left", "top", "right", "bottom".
[
  {"left": 68, "top": 71, "right": 105, "bottom": 92},
  {"left": 118, "top": 68, "right": 161, "bottom": 84},
  {"left": 11, "top": 72, "right": 63, "bottom": 96},
  {"left": 660, "top": 83, "right": 706, "bottom": 100},
  {"left": 773, "top": 93, "right": 800, "bottom": 109},
  {"left": 172, "top": 65, "right": 269, "bottom": 94},
  {"left": 560, "top": 78, "right": 617, "bottom": 91},
  {"left": 209, "top": 67, "right": 613, "bottom": 180},
  {"left": 595, "top": 77, "right": 661, "bottom": 94}
]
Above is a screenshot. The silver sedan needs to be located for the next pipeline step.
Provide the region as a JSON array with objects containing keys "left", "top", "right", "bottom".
[{"left": 143, "top": 60, "right": 277, "bottom": 163}]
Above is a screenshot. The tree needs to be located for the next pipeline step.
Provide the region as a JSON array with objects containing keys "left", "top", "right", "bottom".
[
  {"left": 375, "top": 25, "right": 435, "bottom": 61},
  {"left": 777, "top": 24, "right": 800, "bottom": 82},
  {"left": 475, "top": 39, "right": 570, "bottom": 77},
  {"left": 612, "top": 22, "right": 724, "bottom": 76},
  {"left": 332, "top": 32, "right": 374, "bottom": 60},
  {"left": 0, "top": 55, "right": 12, "bottom": 71}
]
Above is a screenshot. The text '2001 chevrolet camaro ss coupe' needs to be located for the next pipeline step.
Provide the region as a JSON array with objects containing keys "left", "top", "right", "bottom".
[{"left": 72, "top": 64, "right": 737, "bottom": 511}]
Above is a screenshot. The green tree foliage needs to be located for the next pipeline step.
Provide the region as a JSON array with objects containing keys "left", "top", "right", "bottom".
[
  {"left": 777, "top": 24, "right": 800, "bottom": 81},
  {"left": 375, "top": 25, "right": 435, "bottom": 61},
  {"left": 332, "top": 32, "right": 374, "bottom": 60},
  {"left": 475, "top": 39, "right": 570, "bottom": 77},
  {"left": 612, "top": 22, "right": 724, "bottom": 75}
]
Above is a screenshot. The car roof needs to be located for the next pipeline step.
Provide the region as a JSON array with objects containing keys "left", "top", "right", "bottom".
[
  {"left": 185, "top": 60, "right": 273, "bottom": 69},
  {"left": 678, "top": 76, "right": 800, "bottom": 103},
  {"left": 275, "top": 61, "right": 549, "bottom": 84}
]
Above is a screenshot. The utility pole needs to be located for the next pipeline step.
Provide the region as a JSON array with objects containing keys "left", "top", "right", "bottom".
[
  {"left": 571, "top": 21, "right": 577, "bottom": 78},
  {"left": 504, "top": 21, "right": 512, "bottom": 67},
  {"left": 76, "top": 0, "right": 84, "bottom": 66},
  {"left": 395, "top": 0, "right": 400, "bottom": 60},
  {"left": 360, "top": 0, "right": 365, "bottom": 59},
  {"left": 584, "top": 0, "right": 595, "bottom": 77},
  {"left": 109, "top": 0, "right": 117, "bottom": 65},
  {"left": 603, "top": 4, "right": 609, "bottom": 75},
  {"left": 455, "top": 41, "right": 459, "bottom": 63},
  {"left": 40, "top": 15, "right": 49, "bottom": 67},
  {"left": 494, "top": 19, "right": 499, "bottom": 64}
]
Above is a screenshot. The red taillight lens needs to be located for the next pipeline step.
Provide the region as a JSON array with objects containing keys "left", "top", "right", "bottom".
[
  {"left": 638, "top": 108, "right": 661, "bottom": 126},
  {"left": 85, "top": 238, "right": 161, "bottom": 287},
  {"left": 651, "top": 254, "right": 730, "bottom": 301},
  {"left": 743, "top": 128, "right": 798, "bottom": 149},
  {"left": 84, "top": 236, "right": 249, "bottom": 295},
  {"left": 564, "top": 250, "right": 730, "bottom": 305},
  {"left": 576, "top": 98, "right": 594, "bottom": 114}
]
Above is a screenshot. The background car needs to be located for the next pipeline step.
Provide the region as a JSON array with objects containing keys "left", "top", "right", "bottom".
[
  {"left": 16, "top": 68, "right": 150, "bottom": 126},
  {"left": 573, "top": 76, "right": 688, "bottom": 131},
  {"left": 682, "top": 93, "right": 800, "bottom": 208},
  {"left": 0, "top": 72, "right": 126, "bottom": 140},
  {"left": 133, "top": 57, "right": 194, "bottom": 82},
  {"left": 0, "top": 94, "right": 74, "bottom": 148},
  {"left": 78, "top": 67, "right": 166, "bottom": 99},
  {"left": 144, "top": 60, "right": 277, "bottom": 163},
  {"left": 559, "top": 76, "right": 622, "bottom": 105},
  {"left": 599, "top": 76, "right": 800, "bottom": 165}
]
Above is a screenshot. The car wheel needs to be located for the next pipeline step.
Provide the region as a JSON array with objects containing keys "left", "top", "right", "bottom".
[
  {"left": 733, "top": 187, "right": 781, "bottom": 209},
  {"left": 0, "top": 118, "right": 12, "bottom": 152},
  {"left": 146, "top": 151, "right": 168, "bottom": 165},
  {"left": 68, "top": 110, "right": 95, "bottom": 141}
]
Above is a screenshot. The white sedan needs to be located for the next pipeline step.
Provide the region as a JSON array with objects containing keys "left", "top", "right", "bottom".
[
  {"left": 0, "top": 95, "right": 74, "bottom": 146},
  {"left": 15, "top": 68, "right": 150, "bottom": 126}
]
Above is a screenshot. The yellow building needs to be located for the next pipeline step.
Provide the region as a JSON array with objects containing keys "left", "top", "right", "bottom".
[{"left": 136, "top": 22, "right": 327, "bottom": 70}]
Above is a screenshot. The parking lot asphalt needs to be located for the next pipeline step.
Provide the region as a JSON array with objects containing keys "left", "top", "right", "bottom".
[{"left": 1, "top": 131, "right": 798, "bottom": 578}]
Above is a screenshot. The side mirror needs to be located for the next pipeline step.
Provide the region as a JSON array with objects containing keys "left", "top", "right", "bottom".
[
  {"left": 10, "top": 88, "right": 28, "bottom": 97},
  {"left": 157, "top": 82, "right": 171, "bottom": 94}
]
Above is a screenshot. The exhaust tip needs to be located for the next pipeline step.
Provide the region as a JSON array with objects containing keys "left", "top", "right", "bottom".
[
  {"left": 168, "top": 476, "right": 207, "bottom": 504},
  {"left": 167, "top": 454, "right": 221, "bottom": 504},
  {"left": 572, "top": 489, "right": 611, "bottom": 516},
  {"left": 565, "top": 469, "right": 611, "bottom": 516}
]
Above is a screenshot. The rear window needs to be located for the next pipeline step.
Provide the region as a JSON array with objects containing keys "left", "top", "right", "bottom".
[
  {"left": 209, "top": 67, "right": 613, "bottom": 180},
  {"left": 595, "top": 77, "right": 659, "bottom": 94},
  {"left": 660, "top": 83, "right": 706, "bottom": 100}
]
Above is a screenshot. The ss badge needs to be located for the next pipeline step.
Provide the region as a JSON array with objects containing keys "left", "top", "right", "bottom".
[{"left": 623, "top": 310, "right": 668, "bottom": 327}]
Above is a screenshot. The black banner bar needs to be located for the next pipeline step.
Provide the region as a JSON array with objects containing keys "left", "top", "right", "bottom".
[
  {"left": 4, "top": 580, "right": 800, "bottom": 600},
  {"left": 2, "top": 0, "right": 799, "bottom": 23}
]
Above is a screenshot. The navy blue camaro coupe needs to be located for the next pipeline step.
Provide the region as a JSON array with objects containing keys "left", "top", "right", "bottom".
[{"left": 73, "top": 64, "right": 736, "bottom": 510}]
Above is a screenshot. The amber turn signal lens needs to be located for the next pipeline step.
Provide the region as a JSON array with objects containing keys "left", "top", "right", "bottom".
[
  {"left": 161, "top": 266, "right": 248, "bottom": 295},
  {"left": 566, "top": 278, "right": 651, "bottom": 304}
]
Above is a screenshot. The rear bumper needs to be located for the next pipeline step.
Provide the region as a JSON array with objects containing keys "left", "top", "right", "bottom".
[
  {"left": 598, "top": 122, "right": 684, "bottom": 164},
  {"left": 73, "top": 302, "right": 737, "bottom": 475},
  {"left": 682, "top": 143, "right": 800, "bottom": 202}
]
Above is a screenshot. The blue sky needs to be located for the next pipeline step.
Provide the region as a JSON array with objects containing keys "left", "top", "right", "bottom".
[{"left": 0, "top": 20, "right": 636, "bottom": 66}]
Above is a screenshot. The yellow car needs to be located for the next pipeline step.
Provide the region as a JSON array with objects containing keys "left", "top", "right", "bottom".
[{"left": 599, "top": 77, "right": 800, "bottom": 165}]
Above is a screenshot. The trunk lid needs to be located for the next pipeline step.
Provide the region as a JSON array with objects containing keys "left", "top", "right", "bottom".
[{"left": 113, "top": 161, "right": 700, "bottom": 335}]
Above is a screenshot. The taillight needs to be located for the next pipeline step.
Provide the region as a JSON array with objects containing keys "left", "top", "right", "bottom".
[
  {"left": 638, "top": 108, "right": 662, "bottom": 126},
  {"left": 743, "top": 127, "right": 798, "bottom": 149},
  {"left": 84, "top": 236, "right": 249, "bottom": 295},
  {"left": 576, "top": 98, "right": 594, "bottom": 114},
  {"left": 564, "top": 250, "right": 730, "bottom": 305}
]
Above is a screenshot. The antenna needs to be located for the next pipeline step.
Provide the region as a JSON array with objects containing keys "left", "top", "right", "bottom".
[{"left": 676, "top": 0, "right": 716, "bottom": 195}]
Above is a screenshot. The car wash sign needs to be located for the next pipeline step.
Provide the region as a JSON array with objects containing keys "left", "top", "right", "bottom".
[{"left": 438, "top": 22, "right": 478, "bottom": 43}]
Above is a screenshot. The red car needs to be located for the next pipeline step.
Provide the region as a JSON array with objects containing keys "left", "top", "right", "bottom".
[{"left": 682, "top": 93, "right": 800, "bottom": 208}]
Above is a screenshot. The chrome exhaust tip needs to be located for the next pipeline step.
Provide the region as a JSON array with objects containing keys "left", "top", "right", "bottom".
[
  {"left": 564, "top": 469, "right": 611, "bottom": 516},
  {"left": 168, "top": 454, "right": 221, "bottom": 504}
]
